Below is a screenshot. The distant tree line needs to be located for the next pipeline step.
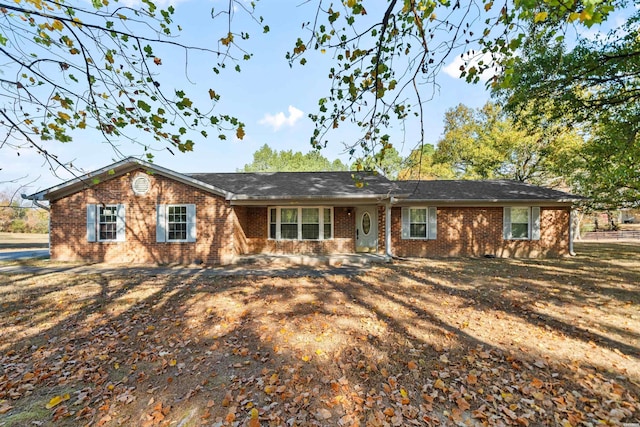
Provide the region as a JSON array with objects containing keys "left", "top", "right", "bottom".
[{"left": 0, "top": 192, "right": 49, "bottom": 234}]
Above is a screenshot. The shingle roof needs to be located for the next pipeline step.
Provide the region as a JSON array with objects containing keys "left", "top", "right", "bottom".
[
  {"left": 23, "top": 157, "right": 580, "bottom": 204},
  {"left": 396, "top": 180, "right": 581, "bottom": 202},
  {"left": 188, "top": 171, "right": 399, "bottom": 199}
]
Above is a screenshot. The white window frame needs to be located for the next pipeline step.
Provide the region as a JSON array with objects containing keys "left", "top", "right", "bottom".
[
  {"left": 401, "top": 207, "right": 437, "bottom": 240},
  {"left": 267, "top": 207, "right": 333, "bottom": 241},
  {"left": 503, "top": 206, "right": 540, "bottom": 241},
  {"left": 156, "top": 204, "right": 196, "bottom": 243},
  {"left": 86, "top": 204, "right": 125, "bottom": 242}
]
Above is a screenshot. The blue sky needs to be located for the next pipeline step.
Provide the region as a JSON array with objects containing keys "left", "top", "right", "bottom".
[
  {"left": 1, "top": 0, "right": 630, "bottom": 195},
  {"left": 1, "top": 0, "right": 494, "bottom": 194}
]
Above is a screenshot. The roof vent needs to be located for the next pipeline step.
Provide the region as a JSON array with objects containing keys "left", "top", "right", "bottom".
[{"left": 132, "top": 174, "right": 151, "bottom": 195}]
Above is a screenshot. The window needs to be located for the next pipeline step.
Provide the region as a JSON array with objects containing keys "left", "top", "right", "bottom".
[
  {"left": 409, "top": 208, "right": 427, "bottom": 238},
  {"left": 268, "top": 207, "right": 333, "bottom": 241},
  {"left": 269, "top": 208, "right": 277, "bottom": 239},
  {"left": 401, "top": 207, "right": 437, "bottom": 240},
  {"left": 503, "top": 207, "right": 540, "bottom": 240},
  {"left": 302, "top": 208, "right": 320, "bottom": 240},
  {"left": 280, "top": 208, "right": 299, "bottom": 240},
  {"left": 156, "top": 204, "right": 196, "bottom": 242},
  {"left": 99, "top": 205, "right": 118, "bottom": 241},
  {"left": 86, "top": 204, "right": 125, "bottom": 242},
  {"left": 362, "top": 212, "right": 372, "bottom": 235},
  {"left": 323, "top": 208, "right": 332, "bottom": 239},
  {"left": 167, "top": 205, "right": 188, "bottom": 241}
]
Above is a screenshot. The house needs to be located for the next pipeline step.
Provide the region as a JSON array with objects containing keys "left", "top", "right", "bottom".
[{"left": 24, "top": 157, "right": 580, "bottom": 265}]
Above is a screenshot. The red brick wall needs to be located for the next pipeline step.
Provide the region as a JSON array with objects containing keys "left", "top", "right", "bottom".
[
  {"left": 235, "top": 206, "right": 357, "bottom": 255},
  {"left": 49, "top": 170, "right": 237, "bottom": 265},
  {"left": 390, "top": 206, "right": 570, "bottom": 258},
  {"left": 50, "top": 173, "right": 571, "bottom": 264}
]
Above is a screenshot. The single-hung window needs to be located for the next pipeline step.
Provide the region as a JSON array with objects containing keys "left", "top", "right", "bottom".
[
  {"left": 269, "top": 208, "right": 277, "bottom": 239},
  {"left": 99, "top": 205, "right": 118, "bottom": 241},
  {"left": 168, "top": 205, "right": 188, "bottom": 241},
  {"left": 86, "top": 204, "right": 125, "bottom": 242},
  {"left": 280, "top": 208, "right": 298, "bottom": 240},
  {"left": 510, "top": 207, "right": 529, "bottom": 239},
  {"left": 503, "top": 207, "right": 540, "bottom": 240},
  {"left": 401, "top": 207, "right": 437, "bottom": 240},
  {"left": 302, "top": 208, "right": 320, "bottom": 240},
  {"left": 410, "top": 208, "right": 427, "bottom": 238},
  {"left": 323, "top": 208, "right": 333, "bottom": 239},
  {"left": 156, "top": 204, "right": 196, "bottom": 242}
]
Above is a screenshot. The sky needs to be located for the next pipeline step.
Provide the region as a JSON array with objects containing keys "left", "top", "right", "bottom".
[{"left": 0, "top": 0, "right": 630, "bottom": 197}]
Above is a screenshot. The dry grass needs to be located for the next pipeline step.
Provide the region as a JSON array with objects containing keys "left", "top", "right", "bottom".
[
  {"left": 0, "top": 242, "right": 638, "bottom": 426},
  {"left": 0, "top": 232, "right": 48, "bottom": 250}
]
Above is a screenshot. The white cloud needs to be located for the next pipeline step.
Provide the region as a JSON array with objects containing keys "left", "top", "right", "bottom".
[
  {"left": 258, "top": 105, "right": 304, "bottom": 131},
  {"left": 443, "top": 51, "right": 500, "bottom": 82}
]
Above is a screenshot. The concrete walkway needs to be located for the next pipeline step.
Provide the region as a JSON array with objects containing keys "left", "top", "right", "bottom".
[
  {"left": 0, "top": 253, "right": 389, "bottom": 278},
  {"left": 0, "top": 249, "right": 49, "bottom": 261}
]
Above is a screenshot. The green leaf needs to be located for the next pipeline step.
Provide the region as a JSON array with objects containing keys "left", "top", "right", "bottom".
[{"left": 137, "top": 100, "right": 151, "bottom": 112}]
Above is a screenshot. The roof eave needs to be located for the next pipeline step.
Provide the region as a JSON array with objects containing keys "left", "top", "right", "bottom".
[
  {"left": 24, "top": 157, "right": 233, "bottom": 201},
  {"left": 396, "top": 198, "right": 580, "bottom": 205}
]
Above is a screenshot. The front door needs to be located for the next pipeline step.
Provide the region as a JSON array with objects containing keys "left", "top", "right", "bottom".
[{"left": 356, "top": 206, "right": 378, "bottom": 253}]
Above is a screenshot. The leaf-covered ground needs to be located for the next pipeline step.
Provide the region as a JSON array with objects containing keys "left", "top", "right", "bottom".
[{"left": 1, "top": 242, "right": 638, "bottom": 426}]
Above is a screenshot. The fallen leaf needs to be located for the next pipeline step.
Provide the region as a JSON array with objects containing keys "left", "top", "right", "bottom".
[
  {"left": 456, "top": 397, "right": 470, "bottom": 411},
  {"left": 316, "top": 408, "right": 332, "bottom": 420},
  {"left": 531, "top": 377, "right": 544, "bottom": 389},
  {"left": 46, "top": 394, "right": 70, "bottom": 409}
]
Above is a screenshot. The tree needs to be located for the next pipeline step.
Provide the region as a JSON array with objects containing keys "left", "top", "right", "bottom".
[
  {"left": 0, "top": 0, "right": 263, "bottom": 176},
  {"left": 431, "top": 102, "right": 582, "bottom": 184},
  {"left": 0, "top": 189, "right": 48, "bottom": 232},
  {"left": 288, "top": 0, "right": 622, "bottom": 167},
  {"left": 398, "top": 143, "right": 455, "bottom": 180},
  {"left": 570, "top": 115, "right": 640, "bottom": 210},
  {"left": 1, "top": 0, "right": 629, "bottom": 180},
  {"left": 352, "top": 145, "right": 404, "bottom": 179},
  {"left": 492, "top": 10, "right": 640, "bottom": 208},
  {"left": 241, "top": 144, "right": 349, "bottom": 172}
]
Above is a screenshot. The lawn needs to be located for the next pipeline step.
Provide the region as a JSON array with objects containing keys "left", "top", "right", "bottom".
[
  {"left": 0, "top": 242, "right": 638, "bottom": 426},
  {"left": 0, "top": 232, "right": 48, "bottom": 249}
]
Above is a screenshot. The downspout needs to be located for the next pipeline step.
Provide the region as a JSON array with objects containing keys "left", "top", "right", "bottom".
[
  {"left": 569, "top": 208, "right": 576, "bottom": 256},
  {"left": 384, "top": 199, "right": 393, "bottom": 261}
]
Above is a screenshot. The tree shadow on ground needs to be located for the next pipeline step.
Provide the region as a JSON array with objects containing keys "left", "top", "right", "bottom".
[{"left": 1, "top": 242, "right": 639, "bottom": 426}]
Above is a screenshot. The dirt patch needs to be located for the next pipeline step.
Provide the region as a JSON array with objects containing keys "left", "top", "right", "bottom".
[{"left": 1, "top": 242, "right": 638, "bottom": 426}]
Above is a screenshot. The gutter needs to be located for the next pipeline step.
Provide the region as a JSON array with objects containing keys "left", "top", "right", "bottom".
[
  {"left": 396, "top": 198, "right": 580, "bottom": 205},
  {"left": 229, "top": 193, "right": 409, "bottom": 202},
  {"left": 22, "top": 194, "right": 50, "bottom": 212}
]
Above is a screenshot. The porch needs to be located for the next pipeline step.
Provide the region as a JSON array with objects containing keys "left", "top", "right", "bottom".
[{"left": 233, "top": 252, "right": 389, "bottom": 268}]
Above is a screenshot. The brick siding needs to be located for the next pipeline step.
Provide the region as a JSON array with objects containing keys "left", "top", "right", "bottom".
[
  {"left": 50, "top": 169, "right": 237, "bottom": 265},
  {"left": 49, "top": 170, "right": 571, "bottom": 264},
  {"left": 391, "top": 206, "right": 570, "bottom": 258},
  {"left": 234, "top": 206, "right": 357, "bottom": 255}
]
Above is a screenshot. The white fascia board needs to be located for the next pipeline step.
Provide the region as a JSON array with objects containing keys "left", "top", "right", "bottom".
[
  {"left": 24, "top": 157, "right": 233, "bottom": 201},
  {"left": 230, "top": 195, "right": 395, "bottom": 206},
  {"left": 394, "top": 199, "right": 577, "bottom": 206}
]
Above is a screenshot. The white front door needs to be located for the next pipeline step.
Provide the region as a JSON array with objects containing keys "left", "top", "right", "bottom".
[{"left": 356, "top": 206, "right": 378, "bottom": 253}]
